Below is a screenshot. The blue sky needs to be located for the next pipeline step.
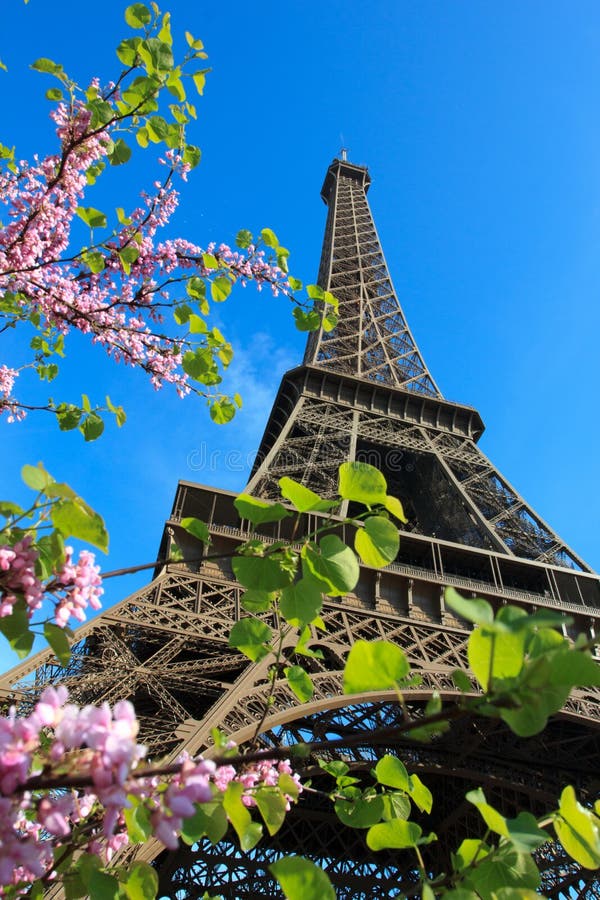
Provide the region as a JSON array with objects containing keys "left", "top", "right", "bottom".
[{"left": 1, "top": 1, "right": 599, "bottom": 666}]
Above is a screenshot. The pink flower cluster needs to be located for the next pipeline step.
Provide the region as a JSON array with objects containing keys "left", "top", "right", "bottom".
[
  {"left": 0, "top": 364, "right": 25, "bottom": 423},
  {"left": 0, "top": 537, "right": 104, "bottom": 627},
  {"left": 0, "top": 686, "right": 146, "bottom": 887},
  {"left": 55, "top": 546, "right": 103, "bottom": 626},
  {"left": 0, "top": 92, "right": 292, "bottom": 413},
  {"left": 214, "top": 758, "right": 301, "bottom": 810},
  {"left": 0, "top": 687, "right": 302, "bottom": 889},
  {"left": 0, "top": 536, "right": 43, "bottom": 617}
]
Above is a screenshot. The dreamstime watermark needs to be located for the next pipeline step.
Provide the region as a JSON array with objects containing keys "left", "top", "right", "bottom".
[
  {"left": 187, "top": 445, "right": 258, "bottom": 473},
  {"left": 186, "top": 442, "right": 413, "bottom": 474}
]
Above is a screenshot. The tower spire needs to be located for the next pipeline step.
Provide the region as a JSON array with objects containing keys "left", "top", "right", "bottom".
[{"left": 304, "top": 157, "right": 441, "bottom": 397}]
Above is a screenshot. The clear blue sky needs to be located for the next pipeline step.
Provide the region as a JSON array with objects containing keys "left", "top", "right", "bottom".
[{"left": 1, "top": 1, "right": 599, "bottom": 667}]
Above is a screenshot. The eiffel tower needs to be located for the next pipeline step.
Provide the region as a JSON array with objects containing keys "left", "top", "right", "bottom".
[{"left": 2, "top": 155, "right": 600, "bottom": 899}]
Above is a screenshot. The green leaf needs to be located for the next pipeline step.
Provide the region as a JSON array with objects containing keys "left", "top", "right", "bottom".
[
  {"left": 464, "top": 843, "right": 540, "bottom": 896},
  {"left": 88, "top": 871, "right": 120, "bottom": 900},
  {"left": 51, "top": 501, "right": 108, "bottom": 552},
  {"left": 210, "top": 399, "right": 236, "bottom": 424},
  {"left": 451, "top": 668, "right": 474, "bottom": 693},
  {"left": 136, "top": 126, "right": 149, "bottom": 147},
  {"left": 187, "top": 277, "right": 208, "bottom": 306},
  {"left": 22, "top": 462, "right": 52, "bottom": 491},
  {"left": 118, "top": 245, "right": 140, "bottom": 274},
  {"left": 383, "top": 494, "right": 408, "bottom": 523},
  {"left": 180, "top": 517, "right": 211, "bottom": 543},
  {"left": 366, "top": 818, "right": 425, "bottom": 850},
  {"left": 125, "top": 3, "right": 152, "bottom": 27},
  {"left": 452, "top": 837, "right": 491, "bottom": 871},
  {"left": 293, "top": 307, "right": 321, "bottom": 332},
  {"left": 86, "top": 98, "right": 114, "bottom": 129},
  {"left": 86, "top": 251, "right": 105, "bottom": 273},
  {"left": 278, "top": 477, "right": 337, "bottom": 513},
  {"left": 202, "top": 253, "right": 218, "bottom": 269},
  {"left": 288, "top": 276, "right": 302, "bottom": 291},
  {"left": 322, "top": 310, "right": 337, "bottom": 331},
  {"left": 183, "top": 143, "right": 202, "bottom": 169},
  {"left": 67, "top": 853, "right": 101, "bottom": 895},
  {"left": 270, "top": 856, "right": 335, "bottom": 900},
  {"left": 409, "top": 774, "right": 433, "bottom": 814},
  {"left": 45, "top": 87, "right": 63, "bottom": 101},
  {"left": 0, "top": 500, "right": 25, "bottom": 518},
  {"left": 31, "top": 57, "right": 64, "bottom": 75},
  {"left": 185, "top": 31, "right": 205, "bottom": 49},
  {"left": 294, "top": 625, "right": 324, "bottom": 659},
  {"left": 124, "top": 862, "right": 158, "bottom": 900},
  {"left": 232, "top": 555, "right": 294, "bottom": 592},
  {"left": 302, "top": 535, "right": 359, "bottom": 596},
  {"left": 240, "top": 589, "right": 274, "bottom": 613},
  {"left": 505, "top": 811, "right": 549, "bottom": 853},
  {"left": 223, "top": 782, "right": 263, "bottom": 851},
  {"left": 80, "top": 412, "right": 105, "bottom": 442},
  {"left": 546, "top": 647, "right": 600, "bottom": 689},
  {"left": 444, "top": 587, "right": 494, "bottom": 626},
  {"left": 210, "top": 276, "right": 232, "bottom": 302},
  {"left": 158, "top": 11, "right": 172, "bottom": 45},
  {"left": 381, "top": 791, "right": 411, "bottom": 822},
  {"left": 285, "top": 665, "right": 314, "bottom": 702},
  {"left": 466, "top": 788, "right": 508, "bottom": 837},
  {"left": 441, "top": 891, "right": 480, "bottom": 900},
  {"left": 319, "top": 759, "right": 349, "bottom": 777},
  {"left": 228, "top": 617, "right": 272, "bottom": 662},
  {"left": 374, "top": 755, "right": 409, "bottom": 791},
  {"left": 0, "top": 600, "right": 34, "bottom": 658},
  {"left": 174, "top": 303, "right": 193, "bottom": 325},
  {"left": 116, "top": 38, "right": 141, "bottom": 66},
  {"left": 105, "top": 395, "right": 126, "bottom": 427},
  {"left": 354, "top": 516, "right": 399, "bottom": 567},
  {"left": 124, "top": 800, "right": 152, "bottom": 843},
  {"left": 192, "top": 70, "right": 207, "bottom": 96},
  {"left": 280, "top": 578, "right": 323, "bottom": 627},
  {"left": 234, "top": 494, "right": 291, "bottom": 526},
  {"left": 468, "top": 619, "right": 526, "bottom": 692},
  {"left": 76, "top": 207, "right": 107, "bottom": 229},
  {"left": 145, "top": 115, "right": 169, "bottom": 142},
  {"left": 490, "top": 890, "right": 541, "bottom": 900},
  {"left": 306, "top": 284, "right": 324, "bottom": 300},
  {"left": 236, "top": 229, "right": 253, "bottom": 249},
  {"left": 182, "top": 348, "right": 219, "bottom": 383},
  {"left": 181, "top": 800, "right": 228, "bottom": 845},
  {"left": 44, "top": 623, "right": 71, "bottom": 666},
  {"left": 56, "top": 403, "right": 82, "bottom": 431},
  {"left": 279, "top": 772, "right": 300, "bottom": 802},
  {"left": 344, "top": 640, "right": 409, "bottom": 693},
  {"left": 261, "top": 227, "right": 279, "bottom": 248},
  {"left": 338, "top": 461, "right": 387, "bottom": 505},
  {"left": 555, "top": 785, "right": 600, "bottom": 869},
  {"left": 108, "top": 138, "right": 131, "bottom": 165},
  {"left": 335, "top": 792, "right": 385, "bottom": 828},
  {"left": 255, "top": 787, "right": 288, "bottom": 835}
]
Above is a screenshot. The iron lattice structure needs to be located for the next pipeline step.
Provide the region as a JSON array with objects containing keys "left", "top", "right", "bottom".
[{"left": 2, "top": 157, "right": 600, "bottom": 898}]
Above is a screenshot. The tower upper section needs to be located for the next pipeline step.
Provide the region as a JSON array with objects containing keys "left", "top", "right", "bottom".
[{"left": 303, "top": 157, "right": 441, "bottom": 398}]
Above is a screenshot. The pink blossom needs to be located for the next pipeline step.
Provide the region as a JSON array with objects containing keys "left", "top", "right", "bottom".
[
  {"left": 0, "top": 536, "right": 44, "bottom": 618},
  {"left": 55, "top": 547, "right": 103, "bottom": 626}
]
